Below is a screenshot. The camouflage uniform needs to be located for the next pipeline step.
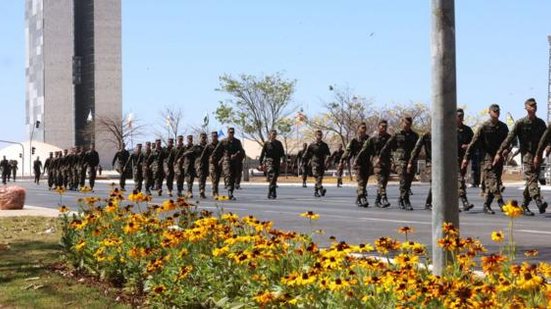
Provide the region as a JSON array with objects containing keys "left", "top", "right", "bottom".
[
  {"left": 192, "top": 137, "right": 208, "bottom": 198},
  {"left": 200, "top": 138, "right": 221, "bottom": 197},
  {"left": 44, "top": 153, "right": 54, "bottom": 189},
  {"left": 78, "top": 149, "right": 87, "bottom": 188},
  {"left": 112, "top": 147, "right": 130, "bottom": 190},
  {"left": 457, "top": 122, "right": 474, "bottom": 210},
  {"left": 212, "top": 136, "right": 244, "bottom": 199},
  {"left": 174, "top": 141, "right": 186, "bottom": 197},
  {"left": 498, "top": 115, "right": 547, "bottom": 215},
  {"left": 341, "top": 135, "right": 369, "bottom": 206},
  {"left": 259, "top": 138, "right": 285, "bottom": 199},
  {"left": 182, "top": 142, "right": 196, "bottom": 197},
  {"left": 84, "top": 148, "right": 100, "bottom": 190},
  {"left": 164, "top": 142, "right": 175, "bottom": 196},
  {"left": 464, "top": 119, "right": 508, "bottom": 213},
  {"left": 126, "top": 145, "right": 144, "bottom": 192},
  {"left": 152, "top": 141, "right": 166, "bottom": 195},
  {"left": 380, "top": 128, "right": 419, "bottom": 209},
  {"left": 303, "top": 140, "right": 331, "bottom": 197},
  {"left": 296, "top": 146, "right": 309, "bottom": 187},
  {"left": 329, "top": 147, "right": 344, "bottom": 187},
  {"left": 234, "top": 150, "right": 245, "bottom": 190},
  {"left": 409, "top": 132, "right": 432, "bottom": 209},
  {"left": 142, "top": 144, "right": 154, "bottom": 194},
  {"left": 358, "top": 131, "right": 392, "bottom": 207}
]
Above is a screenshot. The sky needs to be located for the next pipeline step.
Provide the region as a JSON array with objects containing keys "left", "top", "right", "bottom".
[{"left": 1, "top": 1, "right": 550, "bottom": 143}]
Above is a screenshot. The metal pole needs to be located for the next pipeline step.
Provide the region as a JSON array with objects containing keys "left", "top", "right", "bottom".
[{"left": 431, "top": 0, "right": 459, "bottom": 275}]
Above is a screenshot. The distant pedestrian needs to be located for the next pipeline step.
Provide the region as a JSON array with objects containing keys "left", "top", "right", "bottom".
[{"left": 34, "top": 157, "right": 43, "bottom": 184}]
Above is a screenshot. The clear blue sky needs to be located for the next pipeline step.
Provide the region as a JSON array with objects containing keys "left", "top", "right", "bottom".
[{"left": 1, "top": 1, "right": 550, "bottom": 143}]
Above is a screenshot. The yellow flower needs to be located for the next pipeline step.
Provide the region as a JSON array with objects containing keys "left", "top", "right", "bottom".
[
  {"left": 74, "top": 240, "right": 86, "bottom": 252},
  {"left": 215, "top": 195, "right": 230, "bottom": 201},
  {"left": 79, "top": 186, "right": 92, "bottom": 193},
  {"left": 159, "top": 199, "right": 176, "bottom": 212},
  {"left": 176, "top": 265, "right": 193, "bottom": 280},
  {"left": 128, "top": 191, "right": 151, "bottom": 203},
  {"left": 502, "top": 200, "right": 523, "bottom": 218},
  {"left": 58, "top": 205, "right": 69, "bottom": 213},
  {"left": 300, "top": 211, "right": 320, "bottom": 220},
  {"left": 254, "top": 291, "right": 277, "bottom": 305},
  {"left": 491, "top": 230, "right": 504, "bottom": 243},
  {"left": 153, "top": 285, "right": 166, "bottom": 294},
  {"left": 398, "top": 226, "right": 414, "bottom": 234}
]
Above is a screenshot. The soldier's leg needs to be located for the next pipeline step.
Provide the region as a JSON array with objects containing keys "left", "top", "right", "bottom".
[
  {"left": 271, "top": 164, "right": 280, "bottom": 198},
  {"left": 120, "top": 171, "right": 126, "bottom": 190},
  {"left": 266, "top": 162, "right": 276, "bottom": 198},
  {"left": 355, "top": 167, "right": 369, "bottom": 207},
  {"left": 80, "top": 169, "right": 86, "bottom": 188},
  {"left": 524, "top": 154, "right": 547, "bottom": 214},
  {"left": 225, "top": 161, "right": 236, "bottom": 198},
  {"left": 235, "top": 162, "right": 243, "bottom": 189},
  {"left": 186, "top": 173, "right": 195, "bottom": 197},
  {"left": 493, "top": 165, "right": 506, "bottom": 211},
  {"left": 89, "top": 167, "right": 97, "bottom": 190},
  {"left": 176, "top": 172, "right": 184, "bottom": 196},
  {"left": 211, "top": 166, "right": 221, "bottom": 197},
  {"left": 301, "top": 165, "right": 308, "bottom": 187},
  {"left": 458, "top": 172, "right": 473, "bottom": 211},
  {"left": 483, "top": 168, "right": 497, "bottom": 214},
  {"left": 165, "top": 170, "right": 174, "bottom": 195},
  {"left": 198, "top": 169, "right": 207, "bottom": 198}
]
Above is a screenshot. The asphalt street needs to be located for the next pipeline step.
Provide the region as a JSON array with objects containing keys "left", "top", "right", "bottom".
[{"left": 12, "top": 178, "right": 551, "bottom": 262}]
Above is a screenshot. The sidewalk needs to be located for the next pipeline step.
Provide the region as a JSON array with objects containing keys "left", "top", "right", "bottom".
[{"left": 0, "top": 205, "right": 60, "bottom": 217}]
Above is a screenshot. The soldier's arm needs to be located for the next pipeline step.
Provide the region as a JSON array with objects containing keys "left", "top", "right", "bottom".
[
  {"left": 463, "top": 126, "right": 482, "bottom": 162},
  {"left": 379, "top": 134, "right": 396, "bottom": 158},
  {"left": 112, "top": 152, "right": 118, "bottom": 167},
  {"left": 259, "top": 143, "right": 267, "bottom": 165},
  {"left": 409, "top": 134, "right": 425, "bottom": 164},
  {"left": 536, "top": 124, "right": 551, "bottom": 158},
  {"left": 497, "top": 121, "right": 519, "bottom": 155},
  {"left": 340, "top": 141, "right": 354, "bottom": 164}
]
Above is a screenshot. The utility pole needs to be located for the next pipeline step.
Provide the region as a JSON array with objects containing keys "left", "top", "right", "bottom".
[
  {"left": 431, "top": 0, "right": 459, "bottom": 275},
  {"left": 547, "top": 35, "right": 551, "bottom": 123}
]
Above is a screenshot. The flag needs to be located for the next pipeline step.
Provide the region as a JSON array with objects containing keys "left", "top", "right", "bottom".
[
  {"left": 218, "top": 129, "right": 225, "bottom": 137},
  {"left": 87, "top": 110, "right": 93, "bottom": 122},
  {"left": 295, "top": 111, "right": 306, "bottom": 124},
  {"left": 506, "top": 112, "right": 515, "bottom": 128},
  {"left": 126, "top": 113, "right": 134, "bottom": 128}
]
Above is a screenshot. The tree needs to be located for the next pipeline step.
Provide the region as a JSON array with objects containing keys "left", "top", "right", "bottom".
[
  {"left": 308, "top": 86, "right": 374, "bottom": 147},
  {"left": 157, "top": 106, "right": 184, "bottom": 144},
  {"left": 377, "top": 102, "right": 431, "bottom": 134},
  {"left": 215, "top": 73, "right": 296, "bottom": 146},
  {"left": 88, "top": 113, "right": 145, "bottom": 150}
]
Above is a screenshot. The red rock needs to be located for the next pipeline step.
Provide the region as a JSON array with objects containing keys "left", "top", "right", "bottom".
[{"left": 0, "top": 186, "right": 26, "bottom": 210}]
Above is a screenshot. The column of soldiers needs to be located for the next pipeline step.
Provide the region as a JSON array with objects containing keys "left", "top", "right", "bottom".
[
  {"left": 120, "top": 128, "right": 243, "bottom": 200},
  {"left": 37, "top": 144, "right": 100, "bottom": 191}
]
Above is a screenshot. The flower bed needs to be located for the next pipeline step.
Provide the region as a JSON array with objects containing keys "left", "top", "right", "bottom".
[{"left": 59, "top": 189, "right": 551, "bottom": 308}]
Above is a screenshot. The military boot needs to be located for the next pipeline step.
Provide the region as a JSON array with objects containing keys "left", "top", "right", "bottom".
[
  {"left": 228, "top": 190, "right": 236, "bottom": 200},
  {"left": 314, "top": 188, "right": 321, "bottom": 198},
  {"left": 483, "top": 194, "right": 495, "bottom": 214},
  {"left": 461, "top": 196, "right": 474, "bottom": 211},
  {"left": 272, "top": 186, "right": 277, "bottom": 199},
  {"left": 360, "top": 194, "right": 369, "bottom": 208},
  {"left": 381, "top": 195, "right": 391, "bottom": 208},
  {"left": 302, "top": 181, "right": 307, "bottom": 188},
  {"left": 320, "top": 186, "right": 327, "bottom": 197},
  {"left": 534, "top": 196, "right": 548, "bottom": 214},
  {"left": 404, "top": 197, "right": 413, "bottom": 211},
  {"left": 521, "top": 199, "right": 534, "bottom": 216},
  {"left": 496, "top": 198, "right": 505, "bottom": 212},
  {"left": 398, "top": 198, "right": 406, "bottom": 209},
  {"left": 375, "top": 194, "right": 384, "bottom": 208},
  {"left": 355, "top": 196, "right": 363, "bottom": 207},
  {"left": 200, "top": 191, "right": 207, "bottom": 199},
  {"left": 267, "top": 186, "right": 275, "bottom": 199}
]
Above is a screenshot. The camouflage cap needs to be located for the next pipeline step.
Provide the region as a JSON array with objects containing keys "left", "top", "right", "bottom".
[
  {"left": 456, "top": 108, "right": 464, "bottom": 116},
  {"left": 167, "top": 138, "right": 174, "bottom": 142},
  {"left": 211, "top": 131, "right": 218, "bottom": 135},
  {"left": 136, "top": 143, "right": 142, "bottom": 147},
  {"left": 489, "top": 104, "right": 500, "bottom": 112},
  {"left": 525, "top": 98, "right": 537, "bottom": 106}
]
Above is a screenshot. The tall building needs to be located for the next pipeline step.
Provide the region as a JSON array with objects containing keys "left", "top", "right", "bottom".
[{"left": 25, "top": 0, "right": 121, "bottom": 167}]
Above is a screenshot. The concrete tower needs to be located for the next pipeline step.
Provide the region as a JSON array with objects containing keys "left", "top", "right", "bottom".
[{"left": 25, "top": 0, "right": 122, "bottom": 167}]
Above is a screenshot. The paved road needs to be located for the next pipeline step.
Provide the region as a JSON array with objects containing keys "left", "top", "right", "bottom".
[{"left": 13, "top": 179, "right": 551, "bottom": 262}]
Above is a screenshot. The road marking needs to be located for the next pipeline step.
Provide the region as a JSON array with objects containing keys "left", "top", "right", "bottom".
[{"left": 517, "top": 229, "right": 551, "bottom": 235}]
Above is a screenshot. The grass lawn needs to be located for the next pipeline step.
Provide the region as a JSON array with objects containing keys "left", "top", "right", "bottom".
[{"left": 0, "top": 216, "right": 130, "bottom": 309}]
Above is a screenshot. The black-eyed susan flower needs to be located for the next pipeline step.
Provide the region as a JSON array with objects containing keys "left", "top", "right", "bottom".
[{"left": 300, "top": 211, "right": 320, "bottom": 220}]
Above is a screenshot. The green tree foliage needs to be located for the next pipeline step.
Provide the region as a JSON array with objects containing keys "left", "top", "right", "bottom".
[{"left": 215, "top": 73, "right": 296, "bottom": 146}]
